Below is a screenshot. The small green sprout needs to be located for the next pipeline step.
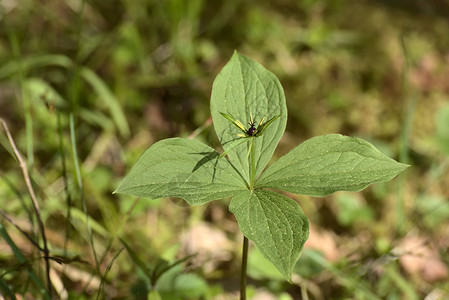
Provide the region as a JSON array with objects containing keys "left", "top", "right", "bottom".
[
  {"left": 220, "top": 111, "right": 281, "bottom": 137},
  {"left": 218, "top": 111, "right": 281, "bottom": 158}
]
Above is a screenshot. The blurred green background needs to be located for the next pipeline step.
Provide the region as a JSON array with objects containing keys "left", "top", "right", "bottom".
[{"left": 1, "top": 0, "right": 449, "bottom": 299}]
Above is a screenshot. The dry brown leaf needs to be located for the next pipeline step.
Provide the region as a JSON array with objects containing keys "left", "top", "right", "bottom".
[
  {"left": 395, "top": 233, "right": 448, "bottom": 282},
  {"left": 304, "top": 223, "right": 339, "bottom": 262},
  {"left": 180, "top": 222, "right": 233, "bottom": 273}
]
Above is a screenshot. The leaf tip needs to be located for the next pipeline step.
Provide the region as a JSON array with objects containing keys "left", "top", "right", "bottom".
[
  {"left": 113, "top": 182, "right": 126, "bottom": 195},
  {"left": 397, "top": 162, "right": 411, "bottom": 172}
]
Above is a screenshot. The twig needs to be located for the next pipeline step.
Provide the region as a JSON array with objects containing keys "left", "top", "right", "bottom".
[{"left": 0, "top": 118, "right": 52, "bottom": 296}]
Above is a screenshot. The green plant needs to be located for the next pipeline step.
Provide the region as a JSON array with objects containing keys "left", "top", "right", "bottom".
[
  {"left": 114, "top": 51, "right": 409, "bottom": 299},
  {"left": 120, "top": 239, "right": 206, "bottom": 300}
]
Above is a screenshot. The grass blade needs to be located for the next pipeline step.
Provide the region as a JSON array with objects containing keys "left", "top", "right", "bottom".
[
  {"left": 120, "top": 239, "right": 153, "bottom": 281},
  {"left": 80, "top": 67, "right": 130, "bottom": 137},
  {"left": 69, "top": 113, "right": 101, "bottom": 289},
  {"left": 0, "top": 277, "right": 16, "bottom": 300},
  {"left": 0, "top": 223, "right": 51, "bottom": 300},
  {"left": 96, "top": 248, "right": 124, "bottom": 300}
]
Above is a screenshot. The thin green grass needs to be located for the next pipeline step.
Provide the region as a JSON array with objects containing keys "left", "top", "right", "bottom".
[
  {"left": 69, "top": 113, "right": 101, "bottom": 291},
  {"left": 8, "top": 33, "right": 34, "bottom": 168},
  {"left": 384, "top": 264, "right": 419, "bottom": 300},
  {"left": 0, "top": 276, "right": 16, "bottom": 300},
  {"left": 396, "top": 34, "right": 418, "bottom": 235},
  {"left": 0, "top": 53, "right": 129, "bottom": 138},
  {"left": 1, "top": 119, "right": 52, "bottom": 296},
  {"left": 0, "top": 222, "right": 50, "bottom": 300},
  {"left": 57, "top": 110, "right": 73, "bottom": 257},
  {"left": 96, "top": 247, "right": 124, "bottom": 300}
]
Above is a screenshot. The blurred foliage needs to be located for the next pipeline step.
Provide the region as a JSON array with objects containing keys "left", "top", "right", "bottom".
[{"left": 1, "top": 0, "right": 449, "bottom": 299}]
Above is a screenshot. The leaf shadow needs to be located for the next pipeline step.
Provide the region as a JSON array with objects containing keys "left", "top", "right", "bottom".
[
  {"left": 188, "top": 150, "right": 248, "bottom": 187},
  {"left": 191, "top": 151, "right": 219, "bottom": 173}
]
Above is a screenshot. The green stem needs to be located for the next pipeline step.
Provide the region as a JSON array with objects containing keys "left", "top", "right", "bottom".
[
  {"left": 9, "top": 33, "right": 34, "bottom": 167},
  {"left": 241, "top": 137, "right": 256, "bottom": 299},
  {"left": 397, "top": 35, "right": 416, "bottom": 235},
  {"left": 69, "top": 114, "right": 101, "bottom": 285},
  {"left": 240, "top": 236, "right": 248, "bottom": 300},
  {"left": 57, "top": 111, "right": 72, "bottom": 257},
  {"left": 249, "top": 137, "right": 256, "bottom": 190}
]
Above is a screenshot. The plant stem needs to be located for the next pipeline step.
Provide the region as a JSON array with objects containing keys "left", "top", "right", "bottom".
[
  {"left": 249, "top": 137, "right": 256, "bottom": 190},
  {"left": 8, "top": 32, "right": 34, "bottom": 167},
  {"left": 57, "top": 110, "right": 73, "bottom": 257},
  {"left": 241, "top": 136, "right": 256, "bottom": 299},
  {"left": 1, "top": 119, "right": 51, "bottom": 296},
  {"left": 69, "top": 114, "right": 101, "bottom": 287},
  {"left": 240, "top": 236, "right": 248, "bottom": 300}
]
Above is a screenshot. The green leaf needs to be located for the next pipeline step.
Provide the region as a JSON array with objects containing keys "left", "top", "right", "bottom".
[
  {"left": 148, "top": 290, "right": 162, "bottom": 300},
  {"left": 247, "top": 247, "right": 284, "bottom": 281},
  {"left": 173, "top": 273, "right": 208, "bottom": 298},
  {"left": 257, "top": 134, "right": 409, "bottom": 197},
  {"left": 114, "top": 138, "right": 246, "bottom": 205},
  {"left": 435, "top": 103, "right": 449, "bottom": 155},
  {"left": 255, "top": 114, "right": 282, "bottom": 136},
  {"left": 219, "top": 111, "right": 247, "bottom": 134},
  {"left": 218, "top": 137, "right": 249, "bottom": 159},
  {"left": 211, "top": 51, "right": 287, "bottom": 184},
  {"left": 229, "top": 189, "right": 309, "bottom": 281}
]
